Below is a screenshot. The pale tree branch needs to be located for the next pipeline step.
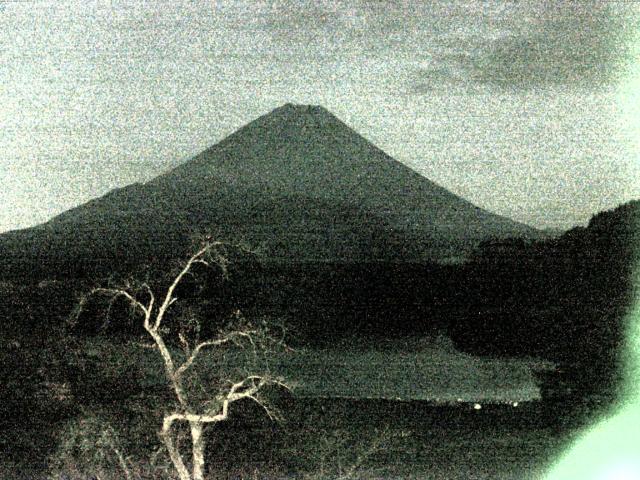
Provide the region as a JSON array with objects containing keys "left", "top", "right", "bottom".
[
  {"left": 164, "top": 374, "right": 290, "bottom": 428},
  {"left": 174, "top": 330, "right": 258, "bottom": 378},
  {"left": 178, "top": 332, "right": 191, "bottom": 356},
  {"left": 247, "top": 394, "right": 282, "bottom": 422},
  {"left": 141, "top": 283, "right": 155, "bottom": 330},
  {"left": 192, "top": 259, "right": 211, "bottom": 267},
  {"left": 153, "top": 242, "right": 224, "bottom": 332},
  {"left": 90, "top": 287, "right": 150, "bottom": 318},
  {"left": 73, "top": 238, "right": 289, "bottom": 480},
  {"left": 160, "top": 415, "right": 191, "bottom": 480}
]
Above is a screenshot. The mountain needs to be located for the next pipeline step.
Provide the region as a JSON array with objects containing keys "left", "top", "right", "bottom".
[{"left": 0, "top": 103, "right": 540, "bottom": 280}]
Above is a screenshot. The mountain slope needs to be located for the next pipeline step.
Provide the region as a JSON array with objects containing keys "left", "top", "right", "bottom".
[
  {"left": 0, "top": 103, "right": 539, "bottom": 279},
  {"left": 156, "top": 104, "right": 536, "bottom": 242}
]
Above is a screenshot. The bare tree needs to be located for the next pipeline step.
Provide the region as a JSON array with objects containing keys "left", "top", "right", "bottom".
[{"left": 73, "top": 240, "right": 290, "bottom": 480}]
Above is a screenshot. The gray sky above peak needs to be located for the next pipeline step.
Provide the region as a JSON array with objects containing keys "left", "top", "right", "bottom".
[{"left": 1, "top": 0, "right": 639, "bottom": 233}]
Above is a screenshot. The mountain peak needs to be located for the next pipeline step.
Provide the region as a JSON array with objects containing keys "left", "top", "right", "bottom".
[
  {"left": 0, "top": 104, "right": 541, "bottom": 279},
  {"left": 274, "top": 103, "right": 330, "bottom": 116}
]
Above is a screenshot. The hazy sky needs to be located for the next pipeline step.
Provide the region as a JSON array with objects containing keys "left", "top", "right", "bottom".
[{"left": 2, "top": 0, "right": 640, "bottom": 233}]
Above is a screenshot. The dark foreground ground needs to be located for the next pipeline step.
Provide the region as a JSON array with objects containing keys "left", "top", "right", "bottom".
[
  {"left": 214, "top": 397, "right": 594, "bottom": 480},
  {"left": 2, "top": 395, "right": 600, "bottom": 480}
]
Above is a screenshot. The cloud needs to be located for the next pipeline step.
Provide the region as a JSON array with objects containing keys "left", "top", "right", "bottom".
[
  {"left": 247, "top": 0, "right": 638, "bottom": 92},
  {"left": 412, "top": 1, "right": 640, "bottom": 91}
]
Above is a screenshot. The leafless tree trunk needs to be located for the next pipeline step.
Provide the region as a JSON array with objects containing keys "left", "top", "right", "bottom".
[{"left": 75, "top": 240, "right": 289, "bottom": 480}]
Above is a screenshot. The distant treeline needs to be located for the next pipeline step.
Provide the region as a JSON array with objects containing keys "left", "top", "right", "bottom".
[
  {"left": 0, "top": 201, "right": 638, "bottom": 401},
  {"left": 450, "top": 200, "right": 639, "bottom": 400}
]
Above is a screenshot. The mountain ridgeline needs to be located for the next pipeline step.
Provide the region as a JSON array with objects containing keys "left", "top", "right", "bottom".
[
  {"left": 0, "top": 104, "right": 638, "bottom": 409},
  {"left": 0, "top": 104, "right": 538, "bottom": 280}
]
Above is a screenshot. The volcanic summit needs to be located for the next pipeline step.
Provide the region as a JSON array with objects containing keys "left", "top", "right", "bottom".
[{"left": 0, "top": 104, "right": 539, "bottom": 279}]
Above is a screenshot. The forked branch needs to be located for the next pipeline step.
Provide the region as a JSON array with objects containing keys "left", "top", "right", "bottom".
[{"left": 73, "top": 239, "right": 290, "bottom": 480}]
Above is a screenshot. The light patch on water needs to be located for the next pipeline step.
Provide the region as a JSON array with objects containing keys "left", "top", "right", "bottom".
[{"left": 283, "top": 340, "right": 547, "bottom": 403}]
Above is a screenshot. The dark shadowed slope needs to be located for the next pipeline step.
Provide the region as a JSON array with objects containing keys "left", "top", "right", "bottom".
[
  {"left": 0, "top": 104, "right": 539, "bottom": 280},
  {"left": 154, "top": 104, "right": 537, "bottom": 244}
]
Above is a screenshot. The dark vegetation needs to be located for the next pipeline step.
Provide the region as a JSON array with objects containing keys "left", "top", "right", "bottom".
[
  {"left": 0, "top": 106, "right": 636, "bottom": 478},
  {"left": 0, "top": 200, "right": 638, "bottom": 476},
  {"left": 451, "top": 200, "right": 640, "bottom": 404}
]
